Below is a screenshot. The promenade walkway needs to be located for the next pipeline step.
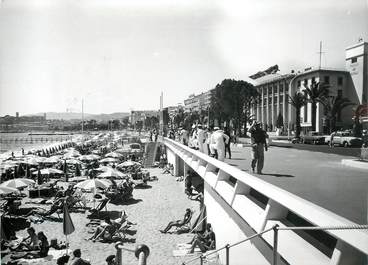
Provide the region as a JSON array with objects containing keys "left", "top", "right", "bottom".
[{"left": 225, "top": 145, "right": 368, "bottom": 224}]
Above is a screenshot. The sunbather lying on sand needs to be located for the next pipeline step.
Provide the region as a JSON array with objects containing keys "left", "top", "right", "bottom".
[{"left": 159, "top": 208, "right": 192, "bottom": 233}]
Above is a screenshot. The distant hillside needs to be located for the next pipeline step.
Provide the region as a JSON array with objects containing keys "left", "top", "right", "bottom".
[{"left": 31, "top": 112, "right": 130, "bottom": 121}]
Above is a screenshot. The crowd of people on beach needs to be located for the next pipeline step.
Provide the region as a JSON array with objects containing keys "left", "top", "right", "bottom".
[
  {"left": 0, "top": 132, "right": 160, "bottom": 264},
  {"left": 0, "top": 128, "right": 221, "bottom": 264}
]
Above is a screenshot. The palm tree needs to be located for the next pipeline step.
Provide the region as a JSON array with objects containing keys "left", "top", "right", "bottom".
[
  {"left": 303, "top": 82, "right": 330, "bottom": 131},
  {"left": 320, "top": 96, "right": 355, "bottom": 133},
  {"left": 289, "top": 92, "right": 307, "bottom": 138}
]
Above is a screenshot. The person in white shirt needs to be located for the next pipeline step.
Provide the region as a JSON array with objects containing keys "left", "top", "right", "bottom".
[
  {"left": 197, "top": 124, "right": 205, "bottom": 153},
  {"left": 210, "top": 127, "right": 229, "bottom": 162},
  {"left": 180, "top": 127, "right": 189, "bottom": 146}
]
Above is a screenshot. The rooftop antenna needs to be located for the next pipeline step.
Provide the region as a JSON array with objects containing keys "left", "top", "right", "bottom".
[{"left": 317, "top": 41, "right": 325, "bottom": 69}]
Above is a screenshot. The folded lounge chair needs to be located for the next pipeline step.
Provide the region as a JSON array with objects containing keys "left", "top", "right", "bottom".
[{"left": 88, "top": 199, "right": 110, "bottom": 218}]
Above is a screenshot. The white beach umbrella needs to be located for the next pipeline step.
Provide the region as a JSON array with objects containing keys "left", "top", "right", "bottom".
[
  {"left": 1, "top": 178, "right": 35, "bottom": 189},
  {"left": 24, "top": 157, "right": 45, "bottom": 165},
  {"left": 42, "top": 156, "right": 61, "bottom": 164},
  {"left": 79, "top": 154, "right": 100, "bottom": 161},
  {"left": 32, "top": 168, "right": 64, "bottom": 175},
  {"left": 74, "top": 179, "right": 111, "bottom": 190},
  {"left": 105, "top": 152, "right": 123, "bottom": 158},
  {"left": 97, "top": 168, "right": 126, "bottom": 179},
  {"left": 69, "top": 176, "right": 88, "bottom": 182},
  {"left": 0, "top": 186, "right": 20, "bottom": 195},
  {"left": 99, "top": 157, "right": 119, "bottom": 164},
  {"left": 65, "top": 159, "right": 82, "bottom": 165},
  {"left": 118, "top": 161, "right": 141, "bottom": 168}
]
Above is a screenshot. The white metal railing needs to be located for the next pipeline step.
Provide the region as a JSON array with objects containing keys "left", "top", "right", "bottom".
[{"left": 161, "top": 137, "right": 368, "bottom": 261}]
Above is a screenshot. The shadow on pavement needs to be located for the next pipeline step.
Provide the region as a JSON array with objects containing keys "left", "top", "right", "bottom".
[{"left": 261, "top": 173, "right": 295, "bottom": 178}]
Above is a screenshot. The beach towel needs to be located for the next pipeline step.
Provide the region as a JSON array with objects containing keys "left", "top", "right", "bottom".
[
  {"left": 172, "top": 243, "right": 200, "bottom": 257},
  {"left": 15, "top": 249, "right": 66, "bottom": 264}
]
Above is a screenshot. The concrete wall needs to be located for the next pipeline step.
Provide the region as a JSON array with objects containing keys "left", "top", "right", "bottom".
[{"left": 204, "top": 182, "right": 276, "bottom": 265}]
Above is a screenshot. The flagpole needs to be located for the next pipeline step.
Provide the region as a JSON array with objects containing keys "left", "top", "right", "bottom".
[{"left": 65, "top": 234, "right": 68, "bottom": 255}]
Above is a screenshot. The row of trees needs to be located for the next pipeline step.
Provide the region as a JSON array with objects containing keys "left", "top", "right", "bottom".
[
  {"left": 289, "top": 82, "right": 364, "bottom": 137},
  {"left": 168, "top": 79, "right": 259, "bottom": 136},
  {"left": 210, "top": 79, "right": 258, "bottom": 136}
]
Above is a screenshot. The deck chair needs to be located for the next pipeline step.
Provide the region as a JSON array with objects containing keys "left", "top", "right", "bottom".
[{"left": 88, "top": 199, "right": 110, "bottom": 218}]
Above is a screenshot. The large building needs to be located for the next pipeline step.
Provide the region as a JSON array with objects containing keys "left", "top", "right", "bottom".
[
  {"left": 251, "top": 40, "right": 368, "bottom": 134},
  {"left": 290, "top": 68, "right": 355, "bottom": 134},
  {"left": 252, "top": 73, "right": 295, "bottom": 131},
  {"left": 184, "top": 90, "right": 213, "bottom": 113}
]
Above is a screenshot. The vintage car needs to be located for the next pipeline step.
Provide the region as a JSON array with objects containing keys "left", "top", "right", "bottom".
[
  {"left": 330, "top": 131, "right": 363, "bottom": 147},
  {"left": 300, "top": 132, "right": 326, "bottom": 145}
]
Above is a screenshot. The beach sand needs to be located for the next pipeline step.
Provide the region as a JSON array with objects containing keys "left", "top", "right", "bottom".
[{"left": 5, "top": 168, "right": 203, "bottom": 265}]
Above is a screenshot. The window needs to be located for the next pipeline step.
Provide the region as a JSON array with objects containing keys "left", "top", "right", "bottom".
[
  {"left": 297, "top": 80, "right": 301, "bottom": 87},
  {"left": 280, "top": 84, "right": 284, "bottom": 93},
  {"left": 351, "top": 57, "right": 357, "bottom": 63},
  {"left": 280, "top": 95, "right": 284, "bottom": 104},
  {"left": 304, "top": 105, "right": 308, "bottom": 122},
  {"left": 311, "top": 77, "right": 316, "bottom": 84},
  {"left": 324, "top": 76, "right": 330, "bottom": 84},
  {"left": 337, "top": 90, "right": 343, "bottom": 98},
  {"left": 304, "top": 79, "right": 308, "bottom": 86},
  {"left": 268, "top": 87, "right": 272, "bottom": 95},
  {"left": 338, "top": 77, "right": 343, "bottom": 86}
]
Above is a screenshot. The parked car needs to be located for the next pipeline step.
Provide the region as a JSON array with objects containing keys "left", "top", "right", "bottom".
[
  {"left": 301, "top": 132, "right": 326, "bottom": 144},
  {"left": 331, "top": 131, "right": 363, "bottom": 147}
]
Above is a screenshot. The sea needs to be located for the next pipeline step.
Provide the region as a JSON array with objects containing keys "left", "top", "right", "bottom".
[{"left": 0, "top": 132, "right": 76, "bottom": 156}]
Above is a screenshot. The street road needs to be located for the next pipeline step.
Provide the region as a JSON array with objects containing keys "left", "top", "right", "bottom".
[
  {"left": 225, "top": 145, "right": 368, "bottom": 224},
  {"left": 271, "top": 141, "right": 362, "bottom": 157}
]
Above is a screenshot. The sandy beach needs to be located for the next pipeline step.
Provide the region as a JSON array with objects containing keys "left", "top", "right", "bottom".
[{"left": 3, "top": 167, "right": 202, "bottom": 265}]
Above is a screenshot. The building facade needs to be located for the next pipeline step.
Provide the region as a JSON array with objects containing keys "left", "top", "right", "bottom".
[
  {"left": 251, "top": 41, "right": 368, "bottom": 134},
  {"left": 184, "top": 90, "right": 213, "bottom": 113},
  {"left": 290, "top": 69, "right": 355, "bottom": 133},
  {"left": 345, "top": 41, "right": 368, "bottom": 105},
  {"left": 252, "top": 73, "right": 295, "bottom": 131}
]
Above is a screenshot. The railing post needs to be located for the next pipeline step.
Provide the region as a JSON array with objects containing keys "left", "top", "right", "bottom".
[
  {"left": 199, "top": 255, "right": 204, "bottom": 265},
  {"left": 273, "top": 225, "right": 279, "bottom": 265},
  {"left": 115, "top": 243, "right": 124, "bottom": 265},
  {"left": 135, "top": 244, "right": 150, "bottom": 265},
  {"left": 225, "top": 244, "right": 230, "bottom": 265}
]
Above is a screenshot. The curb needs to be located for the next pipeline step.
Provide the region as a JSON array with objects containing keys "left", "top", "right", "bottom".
[{"left": 341, "top": 159, "right": 368, "bottom": 170}]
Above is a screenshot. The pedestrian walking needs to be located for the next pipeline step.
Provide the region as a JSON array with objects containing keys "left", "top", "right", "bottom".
[
  {"left": 249, "top": 121, "right": 268, "bottom": 174},
  {"left": 180, "top": 127, "right": 189, "bottom": 146},
  {"left": 224, "top": 127, "right": 231, "bottom": 159},
  {"left": 210, "top": 126, "right": 229, "bottom": 162},
  {"left": 329, "top": 131, "right": 336, "bottom": 147},
  {"left": 197, "top": 124, "right": 205, "bottom": 153},
  {"left": 205, "top": 126, "right": 212, "bottom": 156}
]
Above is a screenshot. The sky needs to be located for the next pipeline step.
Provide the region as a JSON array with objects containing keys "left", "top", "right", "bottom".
[{"left": 0, "top": 0, "right": 367, "bottom": 116}]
